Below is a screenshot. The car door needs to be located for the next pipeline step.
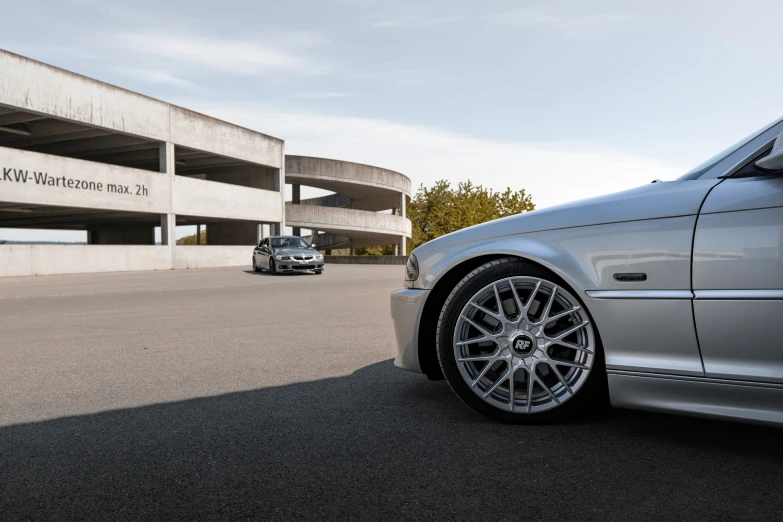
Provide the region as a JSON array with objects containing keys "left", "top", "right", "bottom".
[
  {"left": 254, "top": 240, "right": 264, "bottom": 268},
  {"left": 258, "top": 238, "right": 270, "bottom": 269},
  {"left": 693, "top": 131, "right": 783, "bottom": 384}
]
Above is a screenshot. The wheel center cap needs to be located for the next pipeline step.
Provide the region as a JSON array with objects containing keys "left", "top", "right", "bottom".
[{"left": 509, "top": 332, "right": 536, "bottom": 356}]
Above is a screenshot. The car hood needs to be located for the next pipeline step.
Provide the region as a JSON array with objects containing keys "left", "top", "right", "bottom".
[
  {"left": 416, "top": 179, "right": 720, "bottom": 253},
  {"left": 273, "top": 248, "right": 320, "bottom": 257}
]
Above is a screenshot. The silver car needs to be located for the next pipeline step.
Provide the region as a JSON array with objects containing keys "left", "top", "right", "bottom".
[
  {"left": 391, "top": 116, "right": 783, "bottom": 425},
  {"left": 253, "top": 236, "right": 324, "bottom": 275}
]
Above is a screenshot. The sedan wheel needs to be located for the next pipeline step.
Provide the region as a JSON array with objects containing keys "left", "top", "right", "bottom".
[
  {"left": 270, "top": 258, "right": 278, "bottom": 275},
  {"left": 437, "top": 258, "right": 605, "bottom": 423},
  {"left": 252, "top": 257, "right": 259, "bottom": 272}
]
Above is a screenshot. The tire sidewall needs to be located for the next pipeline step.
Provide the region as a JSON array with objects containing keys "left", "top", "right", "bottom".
[{"left": 436, "top": 258, "right": 606, "bottom": 424}]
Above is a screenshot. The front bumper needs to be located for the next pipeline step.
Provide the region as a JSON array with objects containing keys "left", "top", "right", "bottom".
[
  {"left": 390, "top": 288, "right": 429, "bottom": 373},
  {"left": 277, "top": 259, "right": 324, "bottom": 272}
]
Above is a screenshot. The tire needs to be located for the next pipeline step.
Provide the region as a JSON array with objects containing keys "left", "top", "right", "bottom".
[
  {"left": 252, "top": 257, "right": 259, "bottom": 272},
  {"left": 436, "top": 257, "right": 606, "bottom": 424},
  {"left": 315, "top": 269, "right": 323, "bottom": 275},
  {"left": 270, "top": 258, "right": 278, "bottom": 275}
]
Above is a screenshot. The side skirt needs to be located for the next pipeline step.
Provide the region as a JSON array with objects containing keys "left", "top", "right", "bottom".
[{"left": 608, "top": 370, "right": 783, "bottom": 427}]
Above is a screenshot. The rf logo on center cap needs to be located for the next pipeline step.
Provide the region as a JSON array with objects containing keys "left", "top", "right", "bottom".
[{"left": 510, "top": 333, "right": 536, "bottom": 356}]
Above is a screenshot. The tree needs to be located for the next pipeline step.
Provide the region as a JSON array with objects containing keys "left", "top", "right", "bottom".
[
  {"left": 177, "top": 230, "right": 208, "bottom": 245},
  {"left": 407, "top": 180, "right": 534, "bottom": 250},
  {"left": 354, "top": 180, "right": 535, "bottom": 255}
]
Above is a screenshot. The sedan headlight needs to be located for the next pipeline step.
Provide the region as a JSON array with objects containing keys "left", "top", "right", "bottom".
[
  {"left": 276, "top": 255, "right": 291, "bottom": 261},
  {"left": 405, "top": 253, "right": 419, "bottom": 282},
  {"left": 315, "top": 255, "right": 323, "bottom": 260}
]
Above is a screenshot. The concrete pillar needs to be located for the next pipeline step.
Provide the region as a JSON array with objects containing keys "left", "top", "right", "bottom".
[
  {"left": 196, "top": 224, "right": 201, "bottom": 245},
  {"left": 400, "top": 192, "right": 407, "bottom": 256},
  {"left": 349, "top": 241, "right": 354, "bottom": 256},
  {"left": 159, "top": 143, "right": 176, "bottom": 254}
]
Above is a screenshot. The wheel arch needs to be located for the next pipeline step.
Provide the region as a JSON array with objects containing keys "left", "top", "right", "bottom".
[{"left": 417, "top": 248, "right": 592, "bottom": 380}]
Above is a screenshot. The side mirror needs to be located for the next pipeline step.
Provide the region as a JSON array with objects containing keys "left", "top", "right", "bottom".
[
  {"left": 755, "top": 129, "right": 783, "bottom": 172},
  {"left": 311, "top": 243, "right": 317, "bottom": 249}
]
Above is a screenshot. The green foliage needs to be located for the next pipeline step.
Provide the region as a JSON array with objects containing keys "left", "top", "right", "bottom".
[
  {"left": 407, "top": 180, "right": 534, "bottom": 250},
  {"left": 354, "top": 245, "right": 394, "bottom": 256},
  {"left": 352, "top": 179, "right": 534, "bottom": 255},
  {"left": 177, "top": 230, "right": 208, "bottom": 245}
]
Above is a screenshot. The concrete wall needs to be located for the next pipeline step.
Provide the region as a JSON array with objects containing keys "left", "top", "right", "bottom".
[
  {"left": 0, "top": 244, "right": 257, "bottom": 277},
  {"left": 286, "top": 156, "right": 410, "bottom": 196},
  {"left": 324, "top": 255, "right": 408, "bottom": 265},
  {"left": 0, "top": 245, "right": 172, "bottom": 277},
  {"left": 0, "top": 50, "right": 283, "bottom": 169},
  {"left": 172, "top": 176, "right": 281, "bottom": 223},
  {"left": 0, "top": 147, "right": 171, "bottom": 214},
  {"left": 286, "top": 205, "right": 411, "bottom": 236},
  {"left": 173, "top": 246, "right": 250, "bottom": 269}
]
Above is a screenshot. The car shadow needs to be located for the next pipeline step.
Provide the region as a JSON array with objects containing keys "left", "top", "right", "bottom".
[
  {"left": 242, "top": 270, "right": 314, "bottom": 277},
  {"left": 2, "top": 359, "right": 782, "bottom": 521}
]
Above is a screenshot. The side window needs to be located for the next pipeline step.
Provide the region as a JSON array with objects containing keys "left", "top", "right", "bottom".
[
  {"left": 731, "top": 146, "right": 774, "bottom": 179},
  {"left": 261, "top": 239, "right": 269, "bottom": 250}
]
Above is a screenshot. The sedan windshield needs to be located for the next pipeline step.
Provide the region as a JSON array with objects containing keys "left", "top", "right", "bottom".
[{"left": 271, "top": 237, "right": 311, "bottom": 249}]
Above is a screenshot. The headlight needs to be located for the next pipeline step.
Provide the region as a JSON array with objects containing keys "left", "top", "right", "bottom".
[
  {"left": 276, "top": 255, "right": 291, "bottom": 261},
  {"left": 315, "top": 255, "right": 323, "bottom": 260},
  {"left": 405, "top": 253, "right": 419, "bottom": 282}
]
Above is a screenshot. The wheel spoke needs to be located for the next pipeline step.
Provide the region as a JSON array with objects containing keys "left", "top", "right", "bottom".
[
  {"left": 545, "top": 305, "right": 581, "bottom": 324},
  {"left": 548, "top": 358, "right": 590, "bottom": 370},
  {"left": 548, "top": 362, "right": 573, "bottom": 395},
  {"left": 456, "top": 336, "right": 489, "bottom": 346},
  {"left": 534, "top": 286, "right": 557, "bottom": 325},
  {"left": 458, "top": 352, "right": 497, "bottom": 363},
  {"left": 524, "top": 280, "right": 542, "bottom": 313},
  {"left": 551, "top": 340, "right": 593, "bottom": 354},
  {"left": 470, "top": 360, "right": 495, "bottom": 388},
  {"left": 482, "top": 366, "right": 510, "bottom": 398},
  {"left": 507, "top": 279, "right": 526, "bottom": 318},
  {"left": 460, "top": 315, "right": 496, "bottom": 339},
  {"left": 492, "top": 283, "right": 505, "bottom": 319},
  {"left": 508, "top": 368, "right": 516, "bottom": 411},
  {"left": 467, "top": 301, "right": 502, "bottom": 320},
  {"left": 526, "top": 368, "right": 534, "bottom": 412},
  {"left": 550, "top": 320, "right": 590, "bottom": 341},
  {"left": 532, "top": 369, "right": 560, "bottom": 404}
]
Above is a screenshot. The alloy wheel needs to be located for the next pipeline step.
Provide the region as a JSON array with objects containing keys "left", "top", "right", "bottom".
[{"left": 452, "top": 276, "right": 595, "bottom": 414}]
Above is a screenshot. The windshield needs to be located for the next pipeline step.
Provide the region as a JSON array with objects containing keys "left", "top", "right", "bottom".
[
  {"left": 678, "top": 117, "right": 783, "bottom": 180},
  {"left": 271, "top": 237, "right": 312, "bottom": 249}
]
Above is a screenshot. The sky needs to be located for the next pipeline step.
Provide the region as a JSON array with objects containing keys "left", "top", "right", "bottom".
[{"left": 2, "top": 0, "right": 782, "bottom": 241}]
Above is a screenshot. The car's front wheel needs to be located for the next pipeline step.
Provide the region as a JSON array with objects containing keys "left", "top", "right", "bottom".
[
  {"left": 270, "top": 258, "right": 278, "bottom": 275},
  {"left": 436, "top": 258, "right": 605, "bottom": 423}
]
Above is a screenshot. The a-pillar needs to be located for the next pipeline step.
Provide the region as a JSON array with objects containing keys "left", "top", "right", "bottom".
[
  {"left": 159, "top": 143, "right": 176, "bottom": 260},
  {"left": 399, "top": 192, "right": 407, "bottom": 256}
]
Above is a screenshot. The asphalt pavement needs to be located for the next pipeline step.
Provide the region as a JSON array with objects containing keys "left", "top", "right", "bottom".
[{"left": 0, "top": 265, "right": 781, "bottom": 521}]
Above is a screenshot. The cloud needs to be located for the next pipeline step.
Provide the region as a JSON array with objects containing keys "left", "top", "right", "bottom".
[
  {"left": 111, "top": 32, "right": 329, "bottom": 76},
  {"left": 349, "top": 69, "right": 449, "bottom": 88},
  {"left": 492, "top": 7, "right": 636, "bottom": 29},
  {"left": 110, "top": 66, "right": 199, "bottom": 89},
  {"left": 186, "top": 103, "right": 682, "bottom": 210},
  {"left": 293, "top": 92, "right": 358, "bottom": 99},
  {"left": 372, "top": 15, "right": 462, "bottom": 28}
]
